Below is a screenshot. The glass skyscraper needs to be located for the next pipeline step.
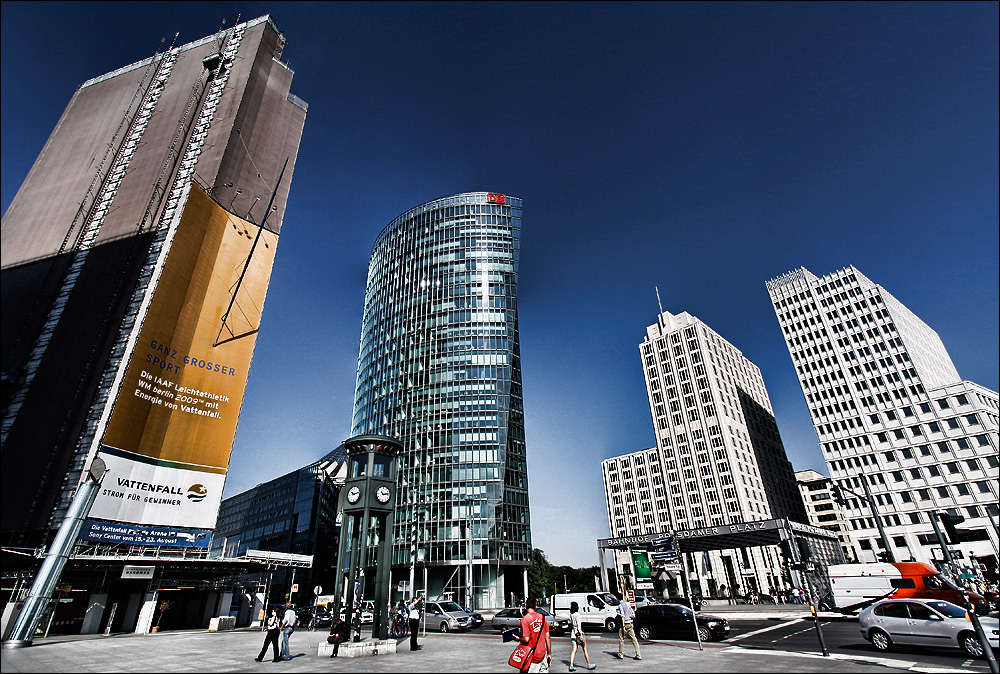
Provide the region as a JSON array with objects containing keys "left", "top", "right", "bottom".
[{"left": 351, "top": 192, "right": 530, "bottom": 608}]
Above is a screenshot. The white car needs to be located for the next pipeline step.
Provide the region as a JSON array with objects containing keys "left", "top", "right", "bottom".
[{"left": 859, "top": 598, "right": 999, "bottom": 658}]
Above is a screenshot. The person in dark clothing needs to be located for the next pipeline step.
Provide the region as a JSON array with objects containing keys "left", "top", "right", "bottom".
[
  {"left": 328, "top": 617, "right": 349, "bottom": 658},
  {"left": 408, "top": 595, "right": 424, "bottom": 651},
  {"left": 254, "top": 608, "right": 282, "bottom": 662}
]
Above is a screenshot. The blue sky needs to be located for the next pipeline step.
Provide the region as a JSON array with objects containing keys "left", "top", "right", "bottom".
[{"left": 2, "top": 2, "right": 997, "bottom": 567}]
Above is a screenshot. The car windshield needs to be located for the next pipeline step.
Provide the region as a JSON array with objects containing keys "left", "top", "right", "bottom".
[
  {"left": 599, "top": 593, "right": 620, "bottom": 606},
  {"left": 439, "top": 601, "right": 464, "bottom": 612},
  {"left": 924, "top": 601, "right": 968, "bottom": 619}
]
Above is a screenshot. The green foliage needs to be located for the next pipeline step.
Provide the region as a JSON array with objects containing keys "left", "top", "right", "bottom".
[{"left": 526, "top": 548, "right": 605, "bottom": 604}]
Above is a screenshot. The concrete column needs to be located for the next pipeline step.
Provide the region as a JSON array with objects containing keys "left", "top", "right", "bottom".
[
  {"left": 122, "top": 594, "right": 142, "bottom": 632},
  {"left": 135, "top": 591, "right": 158, "bottom": 634},
  {"left": 250, "top": 592, "right": 265, "bottom": 627},
  {"left": 216, "top": 591, "right": 233, "bottom": 620},
  {"left": 201, "top": 593, "right": 217, "bottom": 627},
  {"left": 80, "top": 593, "right": 107, "bottom": 634},
  {"left": 1, "top": 602, "right": 23, "bottom": 641}
]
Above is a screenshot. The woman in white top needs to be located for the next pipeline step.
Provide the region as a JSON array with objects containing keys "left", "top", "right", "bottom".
[{"left": 568, "top": 601, "right": 596, "bottom": 671}]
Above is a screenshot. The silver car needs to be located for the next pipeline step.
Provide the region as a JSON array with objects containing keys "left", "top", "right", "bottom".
[
  {"left": 421, "top": 600, "right": 473, "bottom": 632},
  {"left": 859, "top": 598, "right": 999, "bottom": 657},
  {"left": 491, "top": 607, "right": 570, "bottom": 635}
]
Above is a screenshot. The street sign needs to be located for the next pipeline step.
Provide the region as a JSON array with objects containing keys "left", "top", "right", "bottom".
[
  {"left": 959, "top": 573, "right": 976, "bottom": 579},
  {"left": 291, "top": 583, "right": 299, "bottom": 593},
  {"left": 313, "top": 585, "right": 323, "bottom": 596},
  {"left": 650, "top": 551, "right": 678, "bottom": 562}
]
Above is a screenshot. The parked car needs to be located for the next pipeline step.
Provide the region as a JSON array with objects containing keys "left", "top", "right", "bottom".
[
  {"left": 461, "top": 605, "right": 484, "bottom": 628},
  {"left": 666, "top": 595, "right": 703, "bottom": 612},
  {"left": 359, "top": 600, "right": 374, "bottom": 625},
  {"left": 297, "top": 606, "right": 332, "bottom": 629},
  {"left": 421, "top": 600, "right": 474, "bottom": 632},
  {"left": 634, "top": 603, "right": 730, "bottom": 642},
  {"left": 858, "top": 598, "right": 999, "bottom": 658},
  {"left": 491, "top": 607, "right": 571, "bottom": 635}
]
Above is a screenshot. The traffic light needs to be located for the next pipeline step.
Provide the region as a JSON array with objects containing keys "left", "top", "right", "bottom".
[
  {"left": 778, "top": 539, "right": 795, "bottom": 565},
  {"left": 797, "top": 538, "right": 813, "bottom": 562},
  {"left": 937, "top": 512, "right": 968, "bottom": 544},
  {"left": 876, "top": 551, "right": 891, "bottom": 562},
  {"left": 830, "top": 484, "right": 844, "bottom": 505}
]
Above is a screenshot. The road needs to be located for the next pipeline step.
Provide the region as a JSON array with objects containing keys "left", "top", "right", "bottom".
[{"left": 720, "top": 615, "right": 995, "bottom": 672}]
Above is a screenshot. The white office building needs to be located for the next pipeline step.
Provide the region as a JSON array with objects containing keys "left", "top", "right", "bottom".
[
  {"left": 767, "top": 267, "right": 999, "bottom": 577},
  {"left": 601, "top": 311, "right": 808, "bottom": 599},
  {"left": 795, "top": 469, "right": 857, "bottom": 562}
]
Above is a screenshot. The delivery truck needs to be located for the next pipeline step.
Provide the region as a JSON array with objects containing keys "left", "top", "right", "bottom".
[{"left": 829, "top": 562, "right": 990, "bottom": 614}]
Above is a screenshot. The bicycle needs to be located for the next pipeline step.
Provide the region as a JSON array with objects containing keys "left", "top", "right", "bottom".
[{"left": 389, "top": 612, "right": 409, "bottom": 637}]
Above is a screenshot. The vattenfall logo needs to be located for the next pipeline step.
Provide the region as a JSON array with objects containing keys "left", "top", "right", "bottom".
[{"left": 187, "top": 484, "right": 208, "bottom": 502}]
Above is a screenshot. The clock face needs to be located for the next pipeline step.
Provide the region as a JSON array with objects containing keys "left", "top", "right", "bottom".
[
  {"left": 347, "top": 486, "right": 361, "bottom": 504},
  {"left": 376, "top": 486, "right": 391, "bottom": 503}
]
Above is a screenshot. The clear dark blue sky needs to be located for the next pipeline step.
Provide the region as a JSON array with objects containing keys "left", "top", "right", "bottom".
[{"left": 3, "top": 2, "right": 997, "bottom": 566}]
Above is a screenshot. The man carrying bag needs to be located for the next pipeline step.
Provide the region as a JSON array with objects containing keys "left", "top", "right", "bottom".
[{"left": 509, "top": 597, "right": 551, "bottom": 672}]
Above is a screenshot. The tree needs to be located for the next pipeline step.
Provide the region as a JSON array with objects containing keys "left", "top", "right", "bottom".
[
  {"left": 527, "top": 548, "right": 553, "bottom": 600},
  {"left": 528, "top": 549, "right": 607, "bottom": 603}
]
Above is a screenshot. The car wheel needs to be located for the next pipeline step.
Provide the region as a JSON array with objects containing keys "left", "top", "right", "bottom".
[
  {"left": 637, "top": 625, "right": 651, "bottom": 640},
  {"left": 605, "top": 618, "right": 618, "bottom": 632},
  {"left": 869, "top": 629, "right": 893, "bottom": 652},
  {"left": 959, "top": 632, "right": 985, "bottom": 658},
  {"left": 440, "top": 622, "right": 449, "bottom": 633},
  {"left": 697, "top": 626, "right": 712, "bottom": 642}
]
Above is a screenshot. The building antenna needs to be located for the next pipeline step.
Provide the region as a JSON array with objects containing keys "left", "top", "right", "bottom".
[{"left": 655, "top": 286, "right": 665, "bottom": 326}]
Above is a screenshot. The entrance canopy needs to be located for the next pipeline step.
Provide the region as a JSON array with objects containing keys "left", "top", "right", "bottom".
[{"left": 597, "top": 517, "right": 845, "bottom": 592}]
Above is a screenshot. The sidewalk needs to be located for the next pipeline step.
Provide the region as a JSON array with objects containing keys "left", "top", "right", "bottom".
[{"left": 1, "top": 626, "right": 908, "bottom": 673}]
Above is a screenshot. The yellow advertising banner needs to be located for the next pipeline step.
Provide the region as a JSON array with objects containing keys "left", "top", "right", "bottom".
[{"left": 86, "top": 185, "right": 278, "bottom": 537}]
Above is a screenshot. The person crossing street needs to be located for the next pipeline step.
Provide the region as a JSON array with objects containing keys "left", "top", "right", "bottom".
[{"left": 614, "top": 598, "right": 641, "bottom": 661}]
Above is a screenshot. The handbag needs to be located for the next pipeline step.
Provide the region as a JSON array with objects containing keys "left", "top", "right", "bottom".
[
  {"left": 508, "top": 641, "right": 536, "bottom": 671},
  {"left": 508, "top": 615, "right": 544, "bottom": 671}
]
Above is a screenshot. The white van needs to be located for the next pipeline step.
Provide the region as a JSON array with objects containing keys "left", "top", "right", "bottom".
[{"left": 551, "top": 592, "right": 621, "bottom": 632}]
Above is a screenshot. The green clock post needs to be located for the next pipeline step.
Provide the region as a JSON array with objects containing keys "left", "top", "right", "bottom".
[{"left": 333, "top": 435, "right": 402, "bottom": 641}]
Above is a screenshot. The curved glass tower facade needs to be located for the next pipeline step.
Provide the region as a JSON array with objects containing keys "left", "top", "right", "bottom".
[{"left": 352, "top": 192, "right": 530, "bottom": 608}]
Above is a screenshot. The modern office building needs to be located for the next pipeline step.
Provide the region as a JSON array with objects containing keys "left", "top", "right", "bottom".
[
  {"left": 210, "top": 444, "right": 347, "bottom": 601},
  {"left": 602, "top": 310, "right": 808, "bottom": 598},
  {"left": 351, "top": 192, "right": 530, "bottom": 609},
  {"left": 795, "top": 469, "right": 857, "bottom": 562},
  {"left": 767, "top": 267, "right": 999, "bottom": 578},
  {"left": 1, "top": 15, "right": 306, "bottom": 550}
]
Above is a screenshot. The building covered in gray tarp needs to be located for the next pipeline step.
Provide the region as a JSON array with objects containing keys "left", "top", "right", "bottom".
[{"left": 1, "top": 15, "right": 306, "bottom": 550}]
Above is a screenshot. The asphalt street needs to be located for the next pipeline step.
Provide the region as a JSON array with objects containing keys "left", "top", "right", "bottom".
[
  {"left": 725, "top": 616, "right": 996, "bottom": 673},
  {"left": 1, "top": 619, "right": 989, "bottom": 674}
]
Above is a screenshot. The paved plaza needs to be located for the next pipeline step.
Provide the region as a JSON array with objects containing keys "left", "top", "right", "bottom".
[{"left": 1, "top": 625, "right": 917, "bottom": 674}]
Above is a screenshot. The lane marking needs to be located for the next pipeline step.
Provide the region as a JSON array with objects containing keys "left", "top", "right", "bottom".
[{"left": 728, "top": 618, "right": 805, "bottom": 642}]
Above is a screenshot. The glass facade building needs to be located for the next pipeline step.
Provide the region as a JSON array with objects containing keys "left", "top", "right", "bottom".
[{"left": 351, "top": 192, "right": 530, "bottom": 608}]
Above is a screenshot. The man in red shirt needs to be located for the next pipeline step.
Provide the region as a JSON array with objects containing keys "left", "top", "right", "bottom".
[{"left": 518, "top": 597, "right": 552, "bottom": 672}]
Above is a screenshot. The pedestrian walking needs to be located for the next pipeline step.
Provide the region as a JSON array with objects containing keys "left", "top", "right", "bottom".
[
  {"left": 279, "top": 602, "right": 296, "bottom": 660},
  {"left": 328, "top": 617, "right": 349, "bottom": 658},
  {"left": 613, "top": 598, "right": 641, "bottom": 661},
  {"left": 254, "top": 608, "right": 282, "bottom": 662},
  {"left": 567, "top": 601, "right": 596, "bottom": 672},
  {"left": 516, "top": 597, "right": 551, "bottom": 672},
  {"left": 408, "top": 594, "right": 424, "bottom": 651}
]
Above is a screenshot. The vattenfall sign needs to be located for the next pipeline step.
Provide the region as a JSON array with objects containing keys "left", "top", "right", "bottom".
[{"left": 122, "top": 565, "right": 155, "bottom": 580}]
